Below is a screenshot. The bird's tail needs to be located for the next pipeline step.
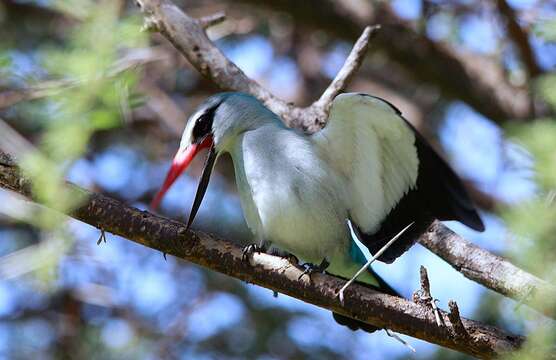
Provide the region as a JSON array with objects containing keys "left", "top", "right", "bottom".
[{"left": 332, "top": 267, "right": 400, "bottom": 333}]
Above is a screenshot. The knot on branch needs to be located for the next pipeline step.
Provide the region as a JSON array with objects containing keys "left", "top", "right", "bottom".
[
  {"left": 413, "top": 265, "right": 444, "bottom": 327},
  {"left": 198, "top": 12, "right": 226, "bottom": 29},
  {"left": 0, "top": 152, "right": 15, "bottom": 167},
  {"left": 448, "top": 300, "right": 470, "bottom": 341}
]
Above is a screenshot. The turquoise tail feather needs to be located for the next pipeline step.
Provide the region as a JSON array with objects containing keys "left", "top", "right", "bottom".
[{"left": 331, "top": 240, "right": 400, "bottom": 333}]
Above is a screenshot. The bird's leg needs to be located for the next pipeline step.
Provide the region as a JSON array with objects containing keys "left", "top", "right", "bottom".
[
  {"left": 298, "top": 258, "right": 330, "bottom": 281},
  {"left": 337, "top": 221, "right": 414, "bottom": 304}
]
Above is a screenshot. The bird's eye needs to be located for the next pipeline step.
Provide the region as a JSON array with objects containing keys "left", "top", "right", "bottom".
[{"left": 192, "top": 112, "right": 214, "bottom": 143}]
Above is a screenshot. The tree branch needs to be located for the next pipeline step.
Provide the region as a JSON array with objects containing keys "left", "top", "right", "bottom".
[
  {"left": 420, "top": 221, "right": 556, "bottom": 318},
  {"left": 495, "top": 0, "right": 541, "bottom": 78},
  {"left": 0, "top": 153, "right": 525, "bottom": 358},
  {"left": 312, "top": 25, "right": 379, "bottom": 118},
  {"left": 135, "top": 0, "right": 375, "bottom": 132}
]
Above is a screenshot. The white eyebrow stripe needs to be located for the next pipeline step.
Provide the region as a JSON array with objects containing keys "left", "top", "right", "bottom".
[{"left": 191, "top": 109, "right": 205, "bottom": 122}]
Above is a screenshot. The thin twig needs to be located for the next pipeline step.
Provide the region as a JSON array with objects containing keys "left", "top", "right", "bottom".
[
  {"left": 385, "top": 329, "right": 416, "bottom": 353},
  {"left": 313, "top": 25, "right": 380, "bottom": 116},
  {"left": 495, "top": 0, "right": 541, "bottom": 78},
  {"left": 198, "top": 11, "right": 226, "bottom": 29},
  {"left": 337, "top": 221, "right": 413, "bottom": 303}
]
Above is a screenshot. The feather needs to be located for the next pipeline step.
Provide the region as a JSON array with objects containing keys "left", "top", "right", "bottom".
[{"left": 313, "top": 93, "right": 484, "bottom": 263}]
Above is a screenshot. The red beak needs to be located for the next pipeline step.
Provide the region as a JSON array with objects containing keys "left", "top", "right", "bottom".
[{"left": 151, "top": 136, "right": 213, "bottom": 210}]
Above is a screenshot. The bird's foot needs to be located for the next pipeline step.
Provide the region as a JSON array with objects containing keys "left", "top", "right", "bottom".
[
  {"left": 298, "top": 258, "right": 330, "bottom": 281},
  {"left": 242, "top": 244, "right": 264, "bottom": 261}
]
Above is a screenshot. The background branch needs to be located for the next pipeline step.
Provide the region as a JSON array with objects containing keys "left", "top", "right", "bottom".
[
  {"left": 495, "top": 0, "right": 541, "bottom": 79},
  {"left": 237, "top": 0, "right": 543, "bottom": 122},
  {"left": 0, "top": 153, "right": 525, "bottom": 358}
]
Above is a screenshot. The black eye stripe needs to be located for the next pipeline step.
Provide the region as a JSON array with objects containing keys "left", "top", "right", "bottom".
[{"left": 191, "top": 105, "right": 218, "bottom": 143}]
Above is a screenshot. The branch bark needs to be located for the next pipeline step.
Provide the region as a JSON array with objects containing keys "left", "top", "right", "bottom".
[
  {"left": 0, "top": 153, "right": 525, "bottom": 358},
  {"left": 420, "top": 221, "right": 556, "bottom": 318},
  {"left": 135, "top": 0, "right": 377, "bottom": 132}
]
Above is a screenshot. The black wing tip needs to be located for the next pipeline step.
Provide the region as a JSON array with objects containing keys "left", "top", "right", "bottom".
[
  {"left": 332, "top": 312, "right": 380, "bottom": 333},
  {"left": 331, "top": 269, "right": 399, "bottom": 333},
  {"left": 450, "top": 196, "right": 485, "bottom": 232},
  {"left": 463, "top": 212, "right": 485, "bottom": 232}
]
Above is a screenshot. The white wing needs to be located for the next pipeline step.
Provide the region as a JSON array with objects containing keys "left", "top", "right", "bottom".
[{"left": 312, "top": 93, "right": 419, "bottom": 234}]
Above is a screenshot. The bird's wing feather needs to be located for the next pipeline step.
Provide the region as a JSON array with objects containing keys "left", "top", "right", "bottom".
[
  {"left": 312, "top": 93, "right": 484, "bottom": 262},
  {"left": 312, "top": 93, "right": 419, "bottom": 234}
]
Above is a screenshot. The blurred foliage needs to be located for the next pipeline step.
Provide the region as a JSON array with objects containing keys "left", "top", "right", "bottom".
[
  {"left": 535, "top": 18, "right": 556, "bottom": 43},
  {"left": 1, "top": 0, "right": 145, "bottom": 282},
  {"left": 501, "top": 21, "right": 556, "bottom": 360}
]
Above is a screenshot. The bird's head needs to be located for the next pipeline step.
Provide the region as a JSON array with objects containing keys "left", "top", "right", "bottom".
[{"left": 150, "top": 92, "right": 276, "bottom": 227}]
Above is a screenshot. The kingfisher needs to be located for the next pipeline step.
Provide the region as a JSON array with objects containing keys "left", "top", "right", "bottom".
[{"left": 151, "top": 92, "right": 484, "bottom": 332}]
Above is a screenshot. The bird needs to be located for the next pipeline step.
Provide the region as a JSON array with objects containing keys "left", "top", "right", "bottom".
[{"left": 151, "top": 92, "right": 484, "bottom": 332}]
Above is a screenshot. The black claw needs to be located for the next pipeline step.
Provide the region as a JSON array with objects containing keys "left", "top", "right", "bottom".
[
  {"left": 286, "top": 253, "right": 300, "bottom": 265},
  {"left": 97, "top": 228, "right": 107, "bottom": 245},
  {"left": 242, "top": 244, "right": 263, "bottom": 261},
  {"left": 298, "top": 258, "right": 330, "bottom": 281},
  {"left": 298, "top": 267, "right": 311, "bottom": 281}
]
